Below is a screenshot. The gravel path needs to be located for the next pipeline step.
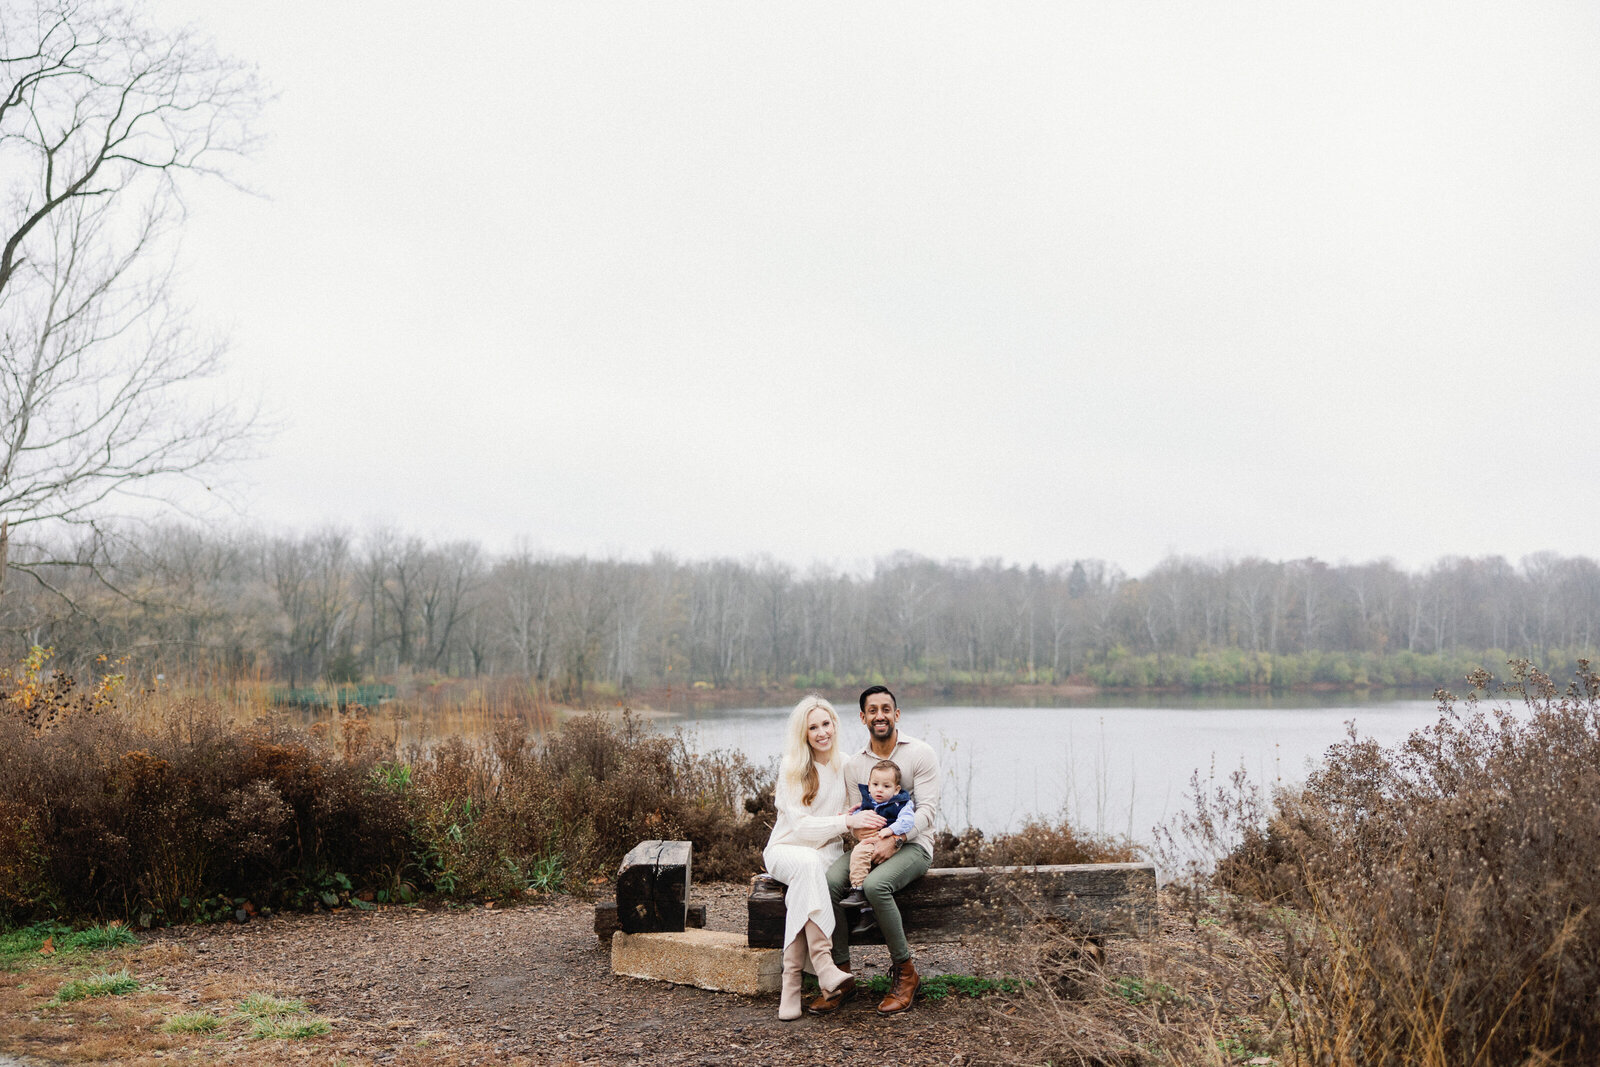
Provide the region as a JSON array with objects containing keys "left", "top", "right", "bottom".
[{"left": 122, "top": 885, "right": 1017, "bottom": 1065}]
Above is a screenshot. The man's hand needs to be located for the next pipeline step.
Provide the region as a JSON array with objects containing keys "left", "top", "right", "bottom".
[
  {"left": 868, "top": 834, "right": 899, "bottom": 864},
  {"left": 846, "top": 809, "right": 887, "bottom": 836}
]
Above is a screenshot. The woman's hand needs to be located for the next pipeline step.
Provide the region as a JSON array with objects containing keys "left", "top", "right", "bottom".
[{"left": 846, "top": 809, "right": 887, "bottom": 834}]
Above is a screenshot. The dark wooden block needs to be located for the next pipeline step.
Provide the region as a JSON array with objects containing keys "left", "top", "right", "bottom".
[
  {"left": 747, "top": 873, "right": 790, "bottom": 949},
  {"left": 594, "top": 900, "right": 706, "bottom": 942},
  {"left": 616, "top": 840, "right": 693, "bottom": 934},
  {"left": 747, "top": 862, "right": 1157, "bottom": 949}
]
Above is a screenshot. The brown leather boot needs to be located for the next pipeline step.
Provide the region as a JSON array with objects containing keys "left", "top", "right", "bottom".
[
  {"left": 804, "top": 972, "right": 856, "bottom": 1015},
  {"left": 876, "top": 958, "right": 919, "bottom": 1015}
]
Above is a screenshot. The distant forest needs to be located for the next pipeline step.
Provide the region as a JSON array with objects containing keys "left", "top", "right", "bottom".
[{"left": 2, "top": 527, "right": 1596, "bottom": 695}]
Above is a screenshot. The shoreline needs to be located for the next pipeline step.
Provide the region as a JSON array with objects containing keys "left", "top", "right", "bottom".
[{"left": 571, "top": 679, "right": 1444, "bottom": 714}]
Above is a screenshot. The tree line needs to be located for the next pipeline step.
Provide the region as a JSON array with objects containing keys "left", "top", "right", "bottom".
[{"left": 2, "top": 526, "right": 1595, "bottom": 696}]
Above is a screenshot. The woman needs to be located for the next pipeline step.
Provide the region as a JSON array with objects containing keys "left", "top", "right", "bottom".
[{"left": 762, "top": 694, "right": 885, "bottom": 1020}]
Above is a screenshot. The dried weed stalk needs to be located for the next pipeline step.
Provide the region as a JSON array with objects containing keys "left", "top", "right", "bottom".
[{"left": 1001, "top": 660, "right": 1600, "bottom": 1066}]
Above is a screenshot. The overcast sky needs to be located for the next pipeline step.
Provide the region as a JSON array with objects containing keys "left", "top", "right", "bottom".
[{"left": 148, "top": 1, "right": 1600, "bottom": 574}]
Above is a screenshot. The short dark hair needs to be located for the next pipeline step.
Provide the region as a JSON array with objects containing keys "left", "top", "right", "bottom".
[
  {"left": 869, "top": 759, "right": 902, "bottom": 787},
  {"left": 859, "top": 684, "right": 897, "bottom": 712}
]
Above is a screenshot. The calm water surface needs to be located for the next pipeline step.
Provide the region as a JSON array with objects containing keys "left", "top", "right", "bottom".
[{"left": 662, "top": 694, "right": 1444, "bottom": 847}]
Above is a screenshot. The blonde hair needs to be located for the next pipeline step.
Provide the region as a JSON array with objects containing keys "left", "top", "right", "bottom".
[{"left": 780, "top": 694, "right": 841, "bottom": 807}]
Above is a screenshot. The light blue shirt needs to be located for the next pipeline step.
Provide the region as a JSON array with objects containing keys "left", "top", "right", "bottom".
[{"left": 885, "top": 798, "right": 917, "bottom": 837}]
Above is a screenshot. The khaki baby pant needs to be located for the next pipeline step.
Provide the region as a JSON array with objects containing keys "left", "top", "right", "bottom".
[{"left": 848, "top": 837, "right": 882, "bottom": 887}]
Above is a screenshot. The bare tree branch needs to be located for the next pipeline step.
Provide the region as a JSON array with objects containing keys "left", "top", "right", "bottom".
[{"left": 0, "top": 0, "right": 265, "bottom": 599}]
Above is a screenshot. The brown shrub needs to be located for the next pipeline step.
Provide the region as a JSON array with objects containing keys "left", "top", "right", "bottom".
[
  {"left": 1002, "top": 892, "right": 1286, "bottom": 1067},
  {"left": 405, "top": 712, "right": 774, "bottom": 898},
  {"left": 1157, "top": 659, "right": 1600, "bottom": 1067},
  {"left": 0, "top": 693, "right": 412, "bottom": 923},
  {"left": 1, "top": 673, "right": 779, "bottom": 923},
  {"left": 935, "top": 820, "right": 1138, "bottom": 868}
]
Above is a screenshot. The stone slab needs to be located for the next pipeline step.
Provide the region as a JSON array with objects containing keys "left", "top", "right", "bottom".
[{"left": 611, "top": 929, "right": 781, "bottom": 995}]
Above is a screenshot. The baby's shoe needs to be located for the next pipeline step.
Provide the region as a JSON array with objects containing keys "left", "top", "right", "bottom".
[
  {"left": 839, "top": 888, "right": 868, "bottom": 908},
  {"left": 850, "top": 907, "right": 878, "bottom": 937}
]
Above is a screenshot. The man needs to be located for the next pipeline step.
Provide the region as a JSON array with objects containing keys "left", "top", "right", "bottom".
[{"left": 807, "top": 684, "right": 940, "bottom": 1016}]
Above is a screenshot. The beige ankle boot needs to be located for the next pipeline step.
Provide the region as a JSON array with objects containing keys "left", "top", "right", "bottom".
[
  {"left": 778, "top": 935, "right": 807, "bottom": 1020},
  {"left": 803, "top": 920, "right": 851, "bottom": 993}
]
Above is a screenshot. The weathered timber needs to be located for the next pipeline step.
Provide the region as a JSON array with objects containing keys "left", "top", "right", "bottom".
[
  {"left": 616, "top": 840, "right": 693, "bottom": 934},
  {"left": 595, "top": 900, "right": 706, "bottom": 942},
  {"left": 747, "top": 862, "right": 1156, "bottom": 949}
]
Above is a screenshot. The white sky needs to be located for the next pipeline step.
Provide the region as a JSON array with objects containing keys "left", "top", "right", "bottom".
[{"left": 148, "top": 1, "right": 1600, "bottom": 573}]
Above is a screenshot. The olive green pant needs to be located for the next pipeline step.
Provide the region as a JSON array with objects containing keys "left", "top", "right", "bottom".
[{"left": 826, "top": 844, "right": 931, "bottom": 966}]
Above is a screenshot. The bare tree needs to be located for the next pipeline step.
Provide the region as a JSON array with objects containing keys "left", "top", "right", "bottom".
[
  {"left": 7, "top": 521, "right": 1600, "bottom": 687},
  {"left": 754, "top": 557, "right": 794, "bottom": 680},
  {"left": 689, "top": 559, "right": 750, "bottom": 688},
  {"left": 416, "top": 541, "right": 481, "bottom": 670},
  {"left": 875, "top": 552, "right": 939, "bottom": 673},
  {"left": 553, "top": 558, "right": 615, "bottom": 701},
  {"left": 1231, "top": 560, "right": 1271, "bottom": 653},
  {"left": 267, "top": 530, "right": 354, "bottom": 684},
  {"left": 0, "top": 0, "right": 263, "bottom": 597},
  {"left": 495, "top": 548, "right": 555, "bottom": 678},
  {"left": 1047, "top": 564, "right": 1076, "bottom": 676}
]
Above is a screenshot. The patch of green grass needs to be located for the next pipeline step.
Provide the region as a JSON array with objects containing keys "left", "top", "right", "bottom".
[
  {"left": 236, "top": 992, "right": 309, "bottom": 1018},
  {"left": 1217, "top": 1034, "right": 1256, "bottom": 1061},
  {"left": 858, "top": 972, "right": 1022, "bottom": 1001},
  {"left": 232, "top": 990, "right": 331, "bottom": 1038},
  {"left": 250, "top": 1015, "right": 332, "bottom": 1039},
  {"left": 161, "top": 1011, "right": 223, "bottom": 1034},
  {"left": 1110, "top": 975, "right": 1179, "bottom": 1005},
  {"left": 62, "top": 922, "right": 138, "bottom": 952},
  {"left": 52, "top": 969, "right": 140, "bottom": 1003},
  {"left": 505, "top": 852, "right": 565, "bottom": 894},
  {"left": 0, "top": 922, "right": 71, "bottom": 962},
  {"left": 2, "top": 921, "right": 137, "bottom": 967}
]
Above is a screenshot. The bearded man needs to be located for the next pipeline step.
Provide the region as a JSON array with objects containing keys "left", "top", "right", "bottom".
[{"left": 807, "top": 684, "right": 940, "bottom": 1016}]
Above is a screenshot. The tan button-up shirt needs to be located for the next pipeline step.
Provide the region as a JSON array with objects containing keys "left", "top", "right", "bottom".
[{"left": 845, "top": 731, "right": 941, "bottom": 862}]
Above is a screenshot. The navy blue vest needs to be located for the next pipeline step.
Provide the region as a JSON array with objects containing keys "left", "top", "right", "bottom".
[{"left": 857, "top": 783, "right": 911, "bottom": 825}]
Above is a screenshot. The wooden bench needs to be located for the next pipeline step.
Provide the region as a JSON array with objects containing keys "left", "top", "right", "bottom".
[
  {"left": 746, "top": 862, "right": 1157, "bottom": 948},
  {"left": 595, "top": 839, "right": 705, "bottom": 943}
]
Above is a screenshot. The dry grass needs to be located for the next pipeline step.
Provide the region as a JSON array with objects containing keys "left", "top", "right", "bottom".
[
  {"left": 124, "top": 672, "right": 560, "bottom": 751},
  {"left": 935, "top": 819, "right": 1139, "bottom": 868},
  {"left": 0, "top": 700, "right": 413, "bottom": 923},
  {"left": 1000, "top": 659, "right": 1600, "bottom": 1066},
  {"left": 973, "top": 891, "right": 1282, "bottom": 1066},
  {"left": 1, "top": 657, "right": 775, "bottom": 926},
  {"left": 0, "top": 946, "right": 585, "bottom": 1067},
  {"left": 2, "top": 937, "right": 364, "bottom": 1065},
  {"left": 407, "top": 709, "right": 775, "bottom": 893}
]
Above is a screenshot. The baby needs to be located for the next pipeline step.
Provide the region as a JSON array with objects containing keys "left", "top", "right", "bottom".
[{"left": 839, "top": 759, "right": 916, "bottom": 908}]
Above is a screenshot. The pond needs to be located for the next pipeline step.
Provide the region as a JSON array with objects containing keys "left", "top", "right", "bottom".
[{"left": 660, "top": 693, "right": 1448, "bottom": 848}]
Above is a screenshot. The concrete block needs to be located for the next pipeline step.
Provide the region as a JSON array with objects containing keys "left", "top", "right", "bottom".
[{"left": 612, "top": 929, "right": 782, "bottom": 995}]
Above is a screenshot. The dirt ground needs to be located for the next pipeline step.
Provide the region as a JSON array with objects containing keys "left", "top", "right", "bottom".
[{"left": 0, "top": 885, "right": 1029, "bottom": 1066}]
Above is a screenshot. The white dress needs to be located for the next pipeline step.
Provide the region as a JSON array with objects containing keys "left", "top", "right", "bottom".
[{"left": 762, "top": 759, "right": 848, "bottom": 947}]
